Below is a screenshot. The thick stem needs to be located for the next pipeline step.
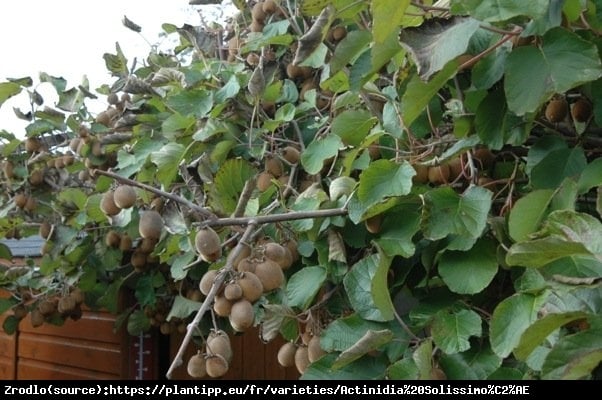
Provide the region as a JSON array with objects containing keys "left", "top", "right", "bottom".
[{"left": 165, "top": 221, "right": 258, "bottom": 379}]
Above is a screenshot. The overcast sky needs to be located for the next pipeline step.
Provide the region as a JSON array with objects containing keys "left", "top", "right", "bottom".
[{"left": 0, "top": 0, "right": 235, "bottom": 137}]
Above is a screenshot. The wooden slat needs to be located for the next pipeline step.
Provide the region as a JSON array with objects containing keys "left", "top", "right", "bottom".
[
  {"left": 18, "top": 332, "right": 122, "bottom": 375},
  {"left": 0, "top": 313, "right": 17, "bottom": 380},
  {"left": 17, "top": 359, "right": 119, "bottom": 380}
]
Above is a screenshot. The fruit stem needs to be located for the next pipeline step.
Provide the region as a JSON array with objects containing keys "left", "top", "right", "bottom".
[{"left": 202, "top": 207, "right": 348, "bottom": 228}]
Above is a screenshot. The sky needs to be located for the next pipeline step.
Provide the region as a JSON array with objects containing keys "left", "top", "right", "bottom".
[{"left": 0, "top": 0, "right": 235, "bottom": 138}]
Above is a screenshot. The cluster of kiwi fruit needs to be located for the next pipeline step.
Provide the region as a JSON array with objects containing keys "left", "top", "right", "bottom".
[
  {"left": 24, "top": 288, "right": 86, "bottom": 328},
  {"left": 187, "top": 329, "right": 234, "bottom": 378},
  {"left": 544, "top": 94, "right": 593, "bottom": 124},
  {"left": 277, "top": 323, "right": 326, "bottom": 374},
  {"left": 13, "top": 192, "right": 38, "bottom": 213},
  {"left": 68, "top": 124, "right": 118, "bottom": 180}
]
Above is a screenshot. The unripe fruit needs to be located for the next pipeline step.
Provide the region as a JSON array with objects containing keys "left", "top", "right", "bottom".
[
  {"left": 294, "top": 346, "right": 310, "bottom": 374},
  {"left": 257, "top": 171, "right": 274, "bottom": 192},
  {"left": 199, "top": 269, "right": 218, "bottom": 296},
  {"left": 113, "top": 185, "right": 137, "bottom": 209},
  {"left": 100, "top": 191, "right": 121, "bottom": 216},
  {"left": 187, "top": 352, "right": 207, "bottom": 378},
  {"left": 571, "top": 97, "right": 592, "bottom": 123},
  {"left": 205, "top": 355, "right": 229, "bottom": 378},
  {"left": 195, "top": 227, "right": 222, "bottom": 262},
  {"left": 277, "top": 342, "right": 297, "bottom": 367},
  {"left": 254, "top": 259, "right": 285, "bottom": 292},
  {"left": 238, "top": 272, "right": 264, "bottom": 302},
  {"left": 281, "top": 146, "right": 300, "bottom": 164},
  {"left": 545, "top": 97, "right": 568, "bottom": 123},
  {"left": 428, "top": 164, "right": 450, "bottom": 185},
  {"left": 139, "top": 210, "right": 163, "bottom": 240},
  {"left": 229, "top": 299, "right": 255, "bottom": 332},
  {"left": 307, "top": 335, "right": 326, "bottom": 362}
]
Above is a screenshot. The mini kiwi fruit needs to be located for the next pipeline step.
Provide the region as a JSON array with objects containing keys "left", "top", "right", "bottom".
[
  {"left": 307, "top": 334, "right": 326, "bottom": 362},
  {"left": 69, "top": 137, "right": 81, "bottom": 153},
  {"left": 263, "top": 242, "right": 289, "bottom": 268},
  {"left": 105, "top": 230, "right": 121, "bottom": 248},
  {"left": 254, "top": 259, "right": 285, "bottom": 292},
  {"left": 205, "top": 355, "right": 229, "bottom": 378},
  {"left": 100, "top": 191, "right": 121, "bottom": 216},
  {"left": 571, "top": 97, "right": 593, "bottom": 123},
  {"left": 23, "top": 196, "right": 37, "bottom": 213},
  {"left": 206, "top": 330, "right": 233, "bottom": 363},
  {"left": 545, "top": 97, "right": 568, "bottom": 123},
  {"left": 14, "top": 193, "right": 28, "bottom": 209},
  {"left": 199, "top": 269, "right": 219, "bottom": 296},
  {"left": 25, "top": 137, "right": 41, "bottom": 153},
  {"left": 265, "top": 156, "right": 284, "bottom": 177},
  {"left": 229, "top": 298, "right": 255, "bottom": 332},
  {"left": 38, "top": 221, "right": 52, "bottom": 239},
  {"left": 277, "top": 342, "right": 297, "bottom": 367},
  {"left": 412, "top": 163, "right": 429, "bottom": 184},
  {"left": 113, "top": 185, "right": 137, "bottom": 209},
  {"left": 187, "top": 352, "right": 207, "bottom": 378},
  {"left": 257, "top": 171, "right": 274, "bottom": 192},
  {"left": 119, "top": 234, "right": 133, "bottom": 252},
  {"left": 365, "top": 214, "right": 383, "bottom": 234},
  {"left": 238, "top": 271, "right": 263, "bottom": 302},
  {"left": 236, "top": 257, "right": 257, "bottom": 273},
  {"left": 472, "top": 147, "right": 495, "bottom": 170},
  {"left": 224, "top": 282, "right": 243, "bottom": 301},
  {"left": 38, "top": 298, "right": 57, "bottom": 316},
  {"left": 331, "top": 26, "right": 347, "bottom": 41},
  {"left": 213, "top": 295, "right": 233, "bottom": 317},
  {"left": 262, "top": 0, "right": 278, "bottom": 14},
  {"left": 57, "top": 296, "right": 76, "bottom": 314},
  {"left": 131, "top": 250, "right": 148, "bottom": 272},
  {"left": 250, "top": 19, "right": 264, "bottom": 33},
  {"left": 12, "top": 304, "right": 27, "bottom": 319},
  {"left": 427, "top": 164, "right": 451, "bottom": 185},
  {"left": 28, "top": 169, "right": 45, "bottom": 186},
  {"left": 447, "top": 156, "right": 464, "bottom": 181},
  {"left": 107, "top": 93, "right": 119, "bottom": 105},
  {"left": 30, "top": 309, "right": 44, "bottom": 327},
  {"left": 281, "top": 146, "right": 300, "bottom": 164},
  {"left": 294, "top": 346, "right": 310, "bottom": 374},
  {"left": 139, "top": 210, "right": 163, "bottom": 240},
  {"left": 195, "top": 227, "right": 222, "bottom": 262}
]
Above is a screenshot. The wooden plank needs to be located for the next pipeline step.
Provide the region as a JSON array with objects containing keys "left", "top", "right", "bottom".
[
  {"left": 0, "top": 313, "right": 17, "bottom": 380},
  {"left": 241, "top": 327, "right": 266, "bottom": 380},
  {"left": 19, "top": 310, "right": 121, "bottom": 344},
  {"left": 18, "top": 332, "right": 122, "bottom": 375},
  {"left": 17, "top": 359, "right": 119, "bottom": 380}
]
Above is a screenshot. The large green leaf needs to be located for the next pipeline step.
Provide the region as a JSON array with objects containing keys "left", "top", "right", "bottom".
[
  {"left": 332, "top": 329, "right": 393, "bottom": 370},
  {"left": 372, "top": 245, "right": 395, "bottom": 321},
  {"left": 286, "top": 266, "right": 327, "bottom": 310},
  {"left": 577, "top": 158, "right": 602, "bottom": 194},
  {"left": 300, "top": 134, "right": 343, "bottom": 175},
  {"left": 167, "top": 295, "right": 201, "bottom": 320},
  {"left": 330, "top": 30, "right": 372, "bottom": 73},
  {"left": 514, "top": 311, "right": 589, "bottom": 361},
  {"left": 438, "top": 238, "right": 498, "bottom": 295},
  {"left": 422, "top": 185, "right": 493, "bottom": 241},
  {"left": 331, "top": 109, "right": 377, "bottom": 147},
  {"left": 207, "top": 158, "right": 257, "bottom": 216},
  {"left": 439, "top": 344, "right": 502, "bottom": 380},
  {"left": 372, "top": 0, "right": 410, "bottom": 43},
  {"left": 400, "top": 16, "right": 479, "bottom": 80},
  {"left": 127, "top": 309, "right": 151, "bottom": 336},
  {"left": 530, "top": 147, "right": 587, "bottom": 190},
  {"left": 343, "top": 252, "right": 393, "bottom": 321},
  {"left": 388, "top": 358, "right": 419, "bottom": 379},
  {"left": 151, "top": 143, "right": 187, "bottom": 188},
  {"left": 450, "top": 0, "right": 550, "bottom": 22},
  {"left": 302, "top": 352, "right": 387, "bottom": 380},
  {"left": 431, "top": 309, "right": 482, "bottom": 354},
  {"left": 504, "top": 28, "right": 602, "bottom": 115},
  {"left": 508, "top": 189, "right": 555, "bottom": 242},
  {"left": 490, "top": 292, "right": 548, "bottom": 358},
  {"left": 375, "top": 202, "right": 422, "bottom": 258},
  {"left": 541, "top": 321, "right": 602, "bottom": 379},
  {"left": 166, "top": 89, "right": 213, "bottom": 118},
  {"left": 0, "top": 82, "right": 22, "bottom": 109},
  {"left": 320, "top": 314, "right": 389, "bottom": 352},
  {"left": 357, "top": 159, "right": 414, "bottom": 208}
]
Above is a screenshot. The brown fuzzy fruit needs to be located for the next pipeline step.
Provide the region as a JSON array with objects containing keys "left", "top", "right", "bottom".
[
  {"left": 448, "top": 156, "right": 464, "bottom": 181},
  {"left": 100, "top": 191, "right": 121, "bottom": 216},
  {"left": 571, "top": 97, "right": 593, "bottom": 123},
  {"left": 69, "top": 137, "right": 81, "bottom": 153},
  {"left": 14, "top": 193, "right": 28, "bottom": 209},
  {"left": 331, "top": 26, "right": 347, "bottom": 41},
  {"left": 138, "top": 237, "right": 158, "bottom": 253},
  {"left": 205, "top": 355, "right": 229, "bottom": 378},
  {"left": 28, "top": 169, "right": 45, "bottom": 186},
  {"left": 38, "top": 299, "right": 57, "bottom": 316},
  {"left": 277, "top": 342, "right": 297, "bottom": 367},
  {"left": 199, "top": 269, "right": 219, "bottom": 295},
  {"left": 25, "top": 137, "right": 41, "bottom": 153},
  {"left": 105, "top": 230, "right": 121, "bottom": 248},
  {"left": 57, "top": 296, "right": 76, "bottom": 314},
  {"left": 252, "top": 1, "right": 267, "bottom": 22},
  {"left": 283, "top": 239, "right": 300, "bottom": 262},
  {"left": 250, "top": 19, "right": 264, "bottom": 33},
  {"left": 281, "top": 146, "right": 300, "bottom": 164},
  {"left": 254, "top": 259, "right": 285, "bottom": 292},
  {"left": 265, "top": 156, "right": 284, "bottom": 177},
  {"left": 23, "top": 196, "right": 37, "bottom": 213},
  {"left": 131, "top": 250, "right": 148, "bottom": 272},
  {"left": 107, "top": 93, "right": 119, "bottom": 105},
  {"left": 70, "top": 288, "right": 85, "bottom": 305},
  {"left": 207, "top": 331, "right": 233, "bottom": 363},
  {"left": 307, "top": 335, "right": 326, "bottom": 362},
  {"left": 365, "top": 214, "right": 382, "bottom": 234},
  {"left": 412, "top": 163, "right": 429, "bottom": 184},
  {"left": 213, "top": 295, "right": 233, "bottom": 317},
  {"left": 229, "top": 299, "right": 255, "bottom": 332},
  {"left": 187, "top": 352, "right": 207, "bottom": 378},
  {"left": 428, "top": 164, "right": 451, "bottom": 185},
  {"left": 294, "top": 346, "right": 310, "bottom": 374},
  {"left": 238, "top": 272, "right": 264, "bottom": 302},
  {"left": 257, "top": 171, "right": 274, "bottom": 192},
  {"left": 139, "top": 210, "right": 163, "bottom": 240},
  {"left": 224, "top": 282, "right": 243, "bottom": 301},
  {"left": 237, "top": 257, "right": 256, "bottom": 273},
  {"left": 472, "top": 147, "right": 495, "bottom": 170},
  {"left": 263, "top": 242, "right": 289, "bottom": 268},
  {"left": 195, "top": 227, "right": 222, "bottom": 262},
  {"left": 12, "top": 304, "right": 27, "bottom": 319},
  {"left": 30, "top": 309, "right": 44, "bottom": 327},
  {"left": 262, "top": 0, "right": 278, "bottom": 14},
  {"left": 38, "top": 221, "right": 52, "bottom": 239},
  {"left": 113, "top": 185, "right": 137, "bottom": 209},
  {"left": 246, "top": 52, "right": 260, "bottom": 66},
  {"left": 119, "top": 234, "right": 133, "bottom": 252},
  {"left": 545, "top": 98, "right": 568, "bottom": 123}
]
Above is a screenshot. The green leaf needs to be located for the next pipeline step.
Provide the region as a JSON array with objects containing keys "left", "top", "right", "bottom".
[
  {"left": 103, "top": 43, "right": 128, "bottom": 77},
  {"left": 207, "top": 158, "right": 257, "bottom": 215},
  {"left": 431, "top": 309, "right": 482, "bottom": 354},
  {"left": 330, "top": 30, "right": 372, "bottom": 73},
  {"left": 401, "top": 60, "right": 458, "bottom": 130},
  {"left": 0, "top": 82, "right": 22, "bottom": 109},
  {"left": 214, "top": 75, "right": 240, "bottom": 103},
  {"left": 372, "top": 245, "right": 395, "bottom": 321},
  {"left": 151, "top": 143, "right": 187, "bottom": 188},
  {"left": 0, "top": 297, "right": 18, "bottom": 314},
  {"left": 286, "top": 266, "right": 327, "bottom": 310},
  {"left": 400, "top": 16, "right": 479, "bottom": 80},
  {"left": 507, "top": 237, "right": 594, "bottom": 268},
  {"left": 413, "top": 339, "right": 433, "bottom": 379},
  {"left": 135, "top": 275, "right": 156, "bottom": 306},
  {"left": 375, "top": 202, "right": 422, "bottom": 258},
  {"left": 344, "top": 253, "right": 392, "bottom": 321},
  {"left": 166, "top": 89, "right": 213, "bottom": 118},
  {"left": 372, "top": 0, "right": 410, "bottom": 43},
  {"left": 332, "top": 329, "right": 393, "bottom": 370},
  {"left": 321, "top": 314, "right": 389, "bottom": 352},
  {"left": 422, "top": 185, "right": 493, "bottom": 241},
  {"left": 508, "top": 189, "right": 555, "bottom": 242},
  {"left": 127, "top": 309, "right": 151, "bottom": 336},
  {"left": 439, "top": 344, "right": 502, "bottom": 380},
  {"left": 504, "top": 28, "right": 602, "bottom": 115},
  {"left": 57, "top": 87, "right": 85, "bottom": 112},
  {"left": 577, "top": 158, "right": 602, "bottom": 194},
  {"left": 490, "top": 292, "right": 548, "bottom": 358},
  {"left": 302, "top": 352, "right": 387, "bottom": 380},
  {"left": 439, "top": 238, "right": 499, "bottom": 295},
  {"left": 388, "top": 358, "right": 419, "bottom": 379},
  {"left": 300, "top": 134, "right": 343, "bottom": 175},
  {"left": 541, "top": 322, "right": 602, "bottom": 379},
  {"left": 357, "top": 160, "right": 414, "bottom": 208},
  {"left": 514, "top": 311, "right": 589, "bottom": 361},
  {"left": 331, "top": 109, "right": 377, "bottom": 146},
  {"left": 530, "top": 147, "right": 587, "bottom": 190},
  {"left": 451, "top": 0, "right": 549, "bottom": 22},
  {"left": 2, "top": 315, "right": 19, "bottom": 335},
  {"left": 167, "top": 295, "right": 201, "bottom": 321}
]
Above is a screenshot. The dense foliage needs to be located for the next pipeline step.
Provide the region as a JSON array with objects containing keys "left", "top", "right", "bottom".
[{"left": 1, "top": 0, "right": 601, "bottom": 380}]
